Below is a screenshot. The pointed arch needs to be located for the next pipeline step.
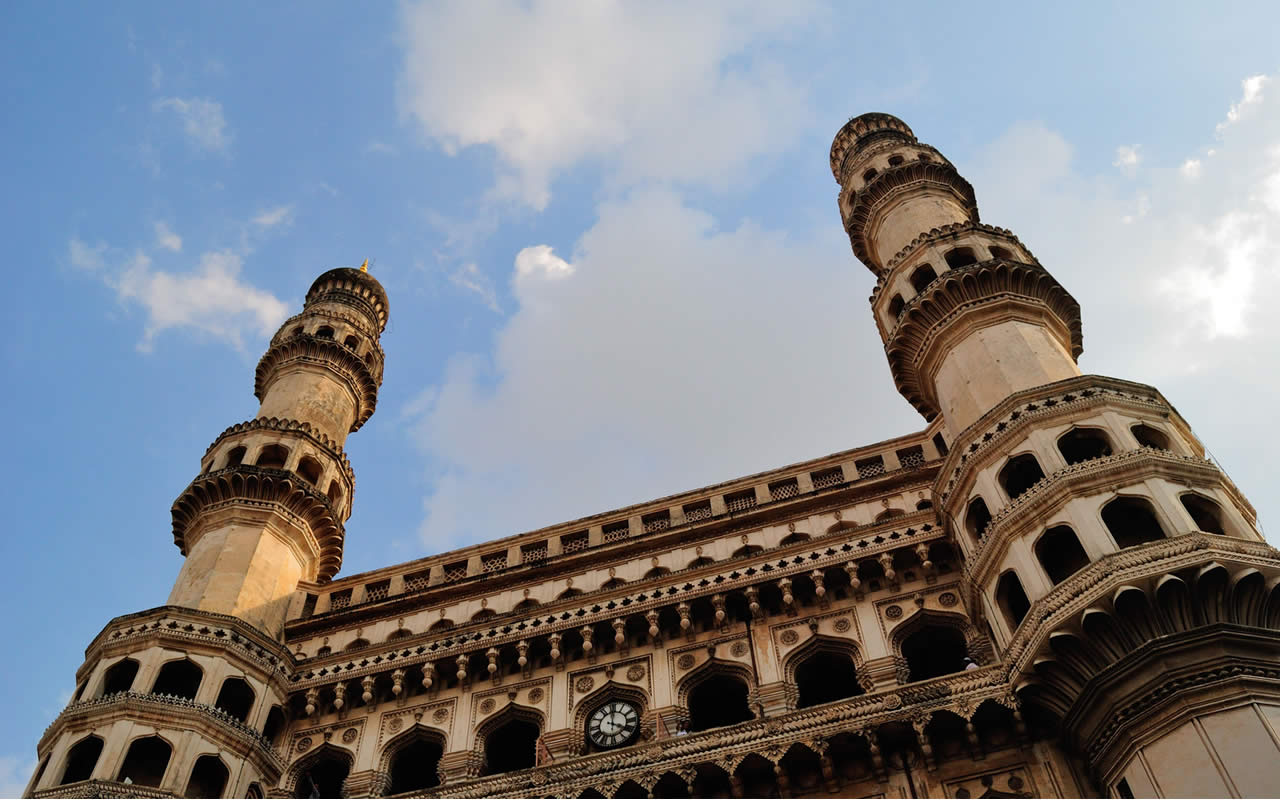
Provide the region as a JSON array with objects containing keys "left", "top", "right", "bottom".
[
  {"left": 284, "top": 743, "right": 354, "bottom": 798},
  {"left": 677, "top": 659, "right": 755, "bottom": 731},
  {"left": 184, "top": 754, "right": 229, "bottom": 799},
  {"left": 783, "top": 635, "right": 866, "bottom": 708},
  {"left": 379, "top": 724, "right": 447, "bottom": 794},
  {"left": 59, "top": 735, "right": 104, "bottom": 785},
  {"left": 116, "top": 734, "right": 173, "bottom": 788},
  {"left": 475, "top": 702, "right": 545, "bottom": 776},
  {"left": 889, "top": 608, "right": 980, "bottom": 681}
]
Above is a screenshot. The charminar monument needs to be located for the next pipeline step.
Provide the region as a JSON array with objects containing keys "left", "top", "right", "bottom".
[{"left": 26, "top": 114, "right": 1280, "bottom": 798}]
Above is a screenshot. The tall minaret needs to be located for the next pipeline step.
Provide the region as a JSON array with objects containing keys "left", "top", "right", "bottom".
[
  {"left": 169, "top": 264, "right": 388, "bottom": 636},
  {"left": 832, "top": 114, "right": 1280, "bottom": 797}
]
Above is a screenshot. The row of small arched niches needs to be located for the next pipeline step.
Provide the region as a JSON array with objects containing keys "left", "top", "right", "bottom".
[
  {"left": 206, "top": 442, "right": 344, "bottom": 506},
  {"left": 883, "top": 243, "right": 1020, "bottom": 324},
  {"left": 39, "top": 732, "right": 263, "bottom": 798},
  {"left": 284, "top": 320, "right": 378, "bottom": 366}
]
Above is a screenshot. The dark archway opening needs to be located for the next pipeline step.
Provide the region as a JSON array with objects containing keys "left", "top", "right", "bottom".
[
  {"left": 999, "top": 454, "right": 1046, "bottom": 500},
  {"left": 102, "top": 658, "right": 139, "bottom": 696},
  {"left": 996, "top": 571, "right": 1032, "bottom": 629},
  {"left": 117, "top": 736, "right": 171, "bottom": 788},
  {"left": 945, "top": 247, "right": 978, "bottom": 268},
  {"left": 60, "top": 736, "right": 103, "bottom": 785},
  {"left": 256, "top": 444, "right": 289, "bottom": 469},
  {"left": 263, "top": 705, "right": 286, "bottom": 746},
  {"left": 1131, "top": 423, "right": 1170, "bottom": 450},
  {"left": 152, "top": 659, "right": 202, "bottom": 700},
  {"left": 910, "top": 264, "right": 938, "bottom": 293},
  {"left": 183, "top": 755, "right": 228, "bottom": 799},
  {"left": 1035, "top": 526, "right": 1090, "bottom": 584},
  {"left": 388, "top": 737, "right": 444, "bottom": 793},
  {"left": 688, "top": 673, "right": 753, "bottom": 731},
  {"left": 1181, "top": 494, "right": 1227, "bottom": 535},
  {"left": 1057, "top": 428, "right": 1113, "bottom": 465},
  {"left": 901, "top": 625, "right": 969, "bottom": 681},
  {"left": 293, "top": 753, "right": 349, "bottom": 799},
  {"left": 214, "top": 677, "right": 255, "bottom": 722},
  {"left": 483, "top": 717, "right": 540, "bottom": 776},
  {"left": 795, "top": 651, "right": 863, "bottom": 708},
  {"left": 1102, "top": 497, "right": 1166, "bottom": 549},
  {"left": 965, "top": 497, "right": 993, "bottom": 542}
]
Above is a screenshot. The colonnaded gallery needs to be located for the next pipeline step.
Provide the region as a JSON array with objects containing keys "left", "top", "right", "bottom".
[{"left": 27, "top": 114, "right": 1280, "bottom": 799}]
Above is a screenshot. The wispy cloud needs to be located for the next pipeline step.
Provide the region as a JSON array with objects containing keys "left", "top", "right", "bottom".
[
  {"left": 449, "top": 262, "right": 501, "bottom": 312},
  {"left": 69, "top": 238, "right": 107, "bottom": 271},
  {"left": 252, "top": 205, "right": 295, "bottom": 228},
  {"left": 366, "top": 140, "right": 399, "bottom": 156},
  {"left": 154, "top": 96, "right": 231, "bottom": 153},
  {"left": 1218, "top": 74, "right": 1269, "bottom": 133},
  {"left": 154, "top": 221, "right": 182, "bottom": 252},
  {"left": 1113, "top": 144, "right": 1141, "bottom": 175}
]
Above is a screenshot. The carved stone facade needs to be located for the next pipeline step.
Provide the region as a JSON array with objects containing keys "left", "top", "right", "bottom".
[{"left": 27, "top": 116, "right": 1280, "bottom": 799}]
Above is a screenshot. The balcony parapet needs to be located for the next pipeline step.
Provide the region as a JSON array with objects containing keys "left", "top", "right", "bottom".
[{"left": 32, "top": 779, "right": 175, "bottom": 799}]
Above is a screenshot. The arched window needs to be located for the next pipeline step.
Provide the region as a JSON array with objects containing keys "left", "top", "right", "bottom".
[
  {"left": 514, "top": 598, "right": 540, "bottom": 613},
  {"left": 687, "top": 556, "right": 715, "bottom": 569},
  {"left": 344, "top": 637, "right": 370, "bottom": 652},
  {"left": 101, "top": 658, "right": 139, "bottom": 696},
  {"left": 117, "top": 736, "right": 171, "bottom": 788},
  {"left": 643, "top": 567, "right": 671, "bottom": 581},
  {"left": 255, "top": 444, "right": 289, "bottom": 470},
  {"left": 289, "top": 326, "right": 302, "bottom": 338},
  {"left": 326, "top": 480, "right": 343, "bottom": 505},
  {"left": 687, "top": 673, "right": 753, "bottom": 731},
  {"left": 557, "top": 588, "right": 583, "bottom": 601},
  {"left": 875, "top": 508, "right": 906, "bottom": 523},
  {"left": 471, "top": 608, "right": 497, "bottom": 623},
  {"left": 1035, "top": 526, "right": 1090, "bottom": 584},
  {"left": 224, "top": 445, "right": 246, "bottom": 468},
  {"left": 184, "top": 755, "right": 229, "bottom": 799},
  {"left": 343, "top": 335, "right": 359, "bottom": 350},
  {"left": 1181, "top": 494, "right": 1226, "bottom": 535},
  {"left": 900, "top": 625, "right": 969, "bottom": 680},
  {"left": 888, "top": 293, "right": 905, "bottom": 319},
  {"left": 731, "top": 545, "right": 763, "bottom": 559},
  {"left": 1057, "top": 428, "right": 1113, "bottom": 465},
  {"left": 483, "top": 715, "right": 541, "bottom": 775},
  {"left": 989, "top": 245, "right": 1013, "bottom": 260},
  {"left": 916, "top": 499, "right": 933, "bottom": 511},
  {"left": 863, "top": 168, "right": 878, "bottom": 182},
  {"left": 945, "top": 247, "right": 978, "bottom": 268},
  {"left": 888, "top": 154, "right": 905, "bottom": 167},
  {"left": 297, "top": 456, "right": 323, "bottom": 485},
  {"left": 214, "top": 677, "right": 255, "bottom": 722},
  {"left": 152, "top": 658, "right": 202, "bottom": 700},
  {"left": 779, "top": 532, "right": 810, "bottom": 546},
  {"left": 1102, "top": 497, "right": 1166, "bottom": 549},
  {"left": 293, "top": 750, "right": 349, "bottom": 798},
  {"left": 793, "top": 648, "right": 863, "bottom": 708},
  {"left": 999, "top": 454, "right": 1045, "bottom": 500},
  {"left": 60, "top": 736, "right": 104, "bottom": 785},
  {"left": 314, "top": 326, "right": 334, "bottom": 339},
  {"left": 386, "top": 734, "right": 444, "bottom": 793},
  {"left": 1131, "top": 423, "right": 1170, "bottom": 450},
  {"left": 246, "top": 784, "right": 264, "bottom": 799},
  {"left": 995, "top": 571, "right": 1031, "bottom": 629},
  {"left": 965, "top": 497, "right": 993, "bottom": 542},
  {"left": 918, "top": 153, "right": 931, "bottom": 162},
  {"left": 601, "top": 577, "right": 627, "bottom": 591},
  {"left": 909, "top": 264, "right": 938, "bottom": 293},
  {"left": 263, "top": 705, "right": 286, "bottom": 746}
]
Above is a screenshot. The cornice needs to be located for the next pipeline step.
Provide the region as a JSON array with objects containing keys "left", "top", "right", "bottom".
[
  {"left": 844, "top": 162, "right": 979, "bottom": 272},
  {"left": 254, "top": 335, "right": 380, "bottom": 432},
  {"left": 201, "top": 416, "right": 355, "bottom": 487},
  {"left": 870, "top": 222, "right": 1040, "bottom": 303},
  {"left": 305, "top": 268, "right": 389, "bottom": 332},
  {"left": 33, "top": 780, "right": 175, "bottom": 798}
]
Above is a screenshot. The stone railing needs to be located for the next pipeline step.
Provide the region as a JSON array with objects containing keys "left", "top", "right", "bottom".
[{"left": 33, "top": 779, "right": 175, "bottom": 798}]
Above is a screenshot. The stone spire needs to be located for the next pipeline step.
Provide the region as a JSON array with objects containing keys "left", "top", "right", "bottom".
[
  {"left": 831, "top": 113, "right": 1083, "bottom": 433},
  {"left": 167, "top": 266, "right": 389, "bottom": 636}
]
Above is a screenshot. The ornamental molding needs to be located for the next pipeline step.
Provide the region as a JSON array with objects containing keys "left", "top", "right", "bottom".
[
  {"left": 304, "top": 267, "right": 389, "bottom": 332},
  {"left": 830, "top": 113, "right": 917, "bottom": 178},
  {"left": 844, "top": 162, "right": 979, "bottom": 272},
  {"left": 254, "top": 335, "right": 380, "bottom": 431},
  {"left": 375, "top": 698, "right": 455, "bottom": 750},
  {"left": 873, "top": 222, "right": 1039, "bottom": 296},
  {"left": 201, "top": 416, "right": 354, "bottom": 485},
  {"left": 872, "top": 582, "right": 964, "bottom": 644},
  {"left": 568, "top": 657, "right": 651, "bottom": 710},
  {"left": 272, "top": 306, "right": 385, "bottom": 362},
  {"left": 288, "top": 526, "right": 947, "bottom": 689},
  {"left": 32, "top": 779, "right": 174, "bottom": 799}
]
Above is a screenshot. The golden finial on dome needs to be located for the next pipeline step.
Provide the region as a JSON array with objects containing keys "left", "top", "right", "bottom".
[{"left": 360, "top": 258, "right": 369, "bottom": 273}]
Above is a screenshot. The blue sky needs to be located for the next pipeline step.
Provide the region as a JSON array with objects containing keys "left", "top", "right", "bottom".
[{"left": 3, "top": 1, "right": 1280, "bottom": 790}]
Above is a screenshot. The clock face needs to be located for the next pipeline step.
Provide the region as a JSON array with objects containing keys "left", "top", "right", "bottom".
[{"left": 587, "top": 700, "right": 640, "bottom": 748}]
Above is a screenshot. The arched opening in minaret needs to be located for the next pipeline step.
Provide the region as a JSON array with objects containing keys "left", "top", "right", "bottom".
[
  {"left": 116, "top": 736, "right": 171, "bottom": 788},
  {"left": 965, "top": 497, "right": 993, "bottom": 542},
  {"left": 481, "top": 714, "right": 541, "bottom": 775},
  {"left": 344, "top": 334, "right": 359, "bottom": 350},
  {"left": 224, "top": 445, "right": 246, "bottom": 467},
  {"left": 246, "top": 783, "right": 263, "bottom": 798},
  {"left": 944, "top": 247, "right": 978, "bottom": 268},
  {"left": 792, "top": 645, "right": 863, "bottom": 708},
  {"left": 262, "top": 705, "right": 286, "bottom": 746},
  {"left": 297, "top": 455, "right": 323, "bottom": 485},
  {"left": 1131, "top": 423, "right": 1171, "bottom": 451},
  {"left": 687, "top": 673, "right": 753, "bottom": 731},
  {"left": 59, "top": 735, "right": 103, "bottom": 785},
  {"left": 900, "top": 624, "right": 969, "bottom": 680},
  {"left": 1102, "top": 497, "right": 1166, "bottom": 549},
  {"left": 292, "top": 749, "right": 350, "bottom": 798},
  {"left": 995, "top": 571, "right": 1031, "bottom": 629},
  {"left": 1180, "top": 493, "right": 1227, "bottom": 535},
  {"left": 998, "top": 454, "right": 1045, "bottom": 500},
  {"left": 386, "top": 731, "right": 445, "bottom": 793},
  {"left": 888, "top": 293, "right": 905, "bottom": 319},
  {"left": 1057, "top": 428, "right": 1113, "bottom": 465},
  {"left": 214, "top": 677, "right": 255, "bottom": 722},
  {"left": 151, "top": 658, "right": 202, "bottom": 700},
  {"left": 183, "top": 755, "right": 229, "bottom": 799},
  {"left": 916, "top": 499, "right": 933, "bottom": 511},
  {"left": 989, "top": 245, "right": 1014, "bottom": 260},
  {"left": 1035, "top": 526, "right": 1090, "bottom": 584},
  {"left": 863, "top": 168, "right": 878, "bottom": 182},
  {"left": 888, "top": 154, "right": 905, "bottom": 167},
  {"left": 909, "top": 264, "right": 938, "bottom": 293},
  {"left": 101, "top": 657, "right": 139, "bottom": 696},
  {"left": 255, "top": 444, "right": 289, "bottom": 470},
  {"left": 326, "top": 480, "right": 343, "bottom": 505},
  {"left": 314, "top": 326, "right": 334, "bottom": 339}
]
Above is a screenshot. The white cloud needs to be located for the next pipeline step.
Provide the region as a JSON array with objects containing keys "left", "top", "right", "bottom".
[
  {"left": 69, "top": 237, "right": 107, "bottom": 271},
  {"left": 1218, "top": 74, "right": 1269, "bottom": 133},
  {"left": 0, "top": 754, "right": 36, "bottom": 798},
  {"left": 154, "top": 221, "right": 182, "bottom": 252},
  {"left": 1113, "top": 144, "right": 1142, "bottom": 174},
  {"left": 1181, "top": 158, "right": 1203, "bottom": 179},
  {"left": 405, "top": 189, "right": 916, "bottom": 549},
  {"left": 252, "top": 205, "right": 295, "bottom": 228},
  {"left": 398, "top": 0, "right": 821, "bottom": 208},
  {"left": 449, "top": 263, "right": 501, "bottom": 312},
  {"left": 154, "top": 96, "right": 231, "bottom": 152}
]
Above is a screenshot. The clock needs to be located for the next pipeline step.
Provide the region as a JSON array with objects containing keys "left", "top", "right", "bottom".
[{"left": 587, "top": 700, "right": 640, "bottom": 749}]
